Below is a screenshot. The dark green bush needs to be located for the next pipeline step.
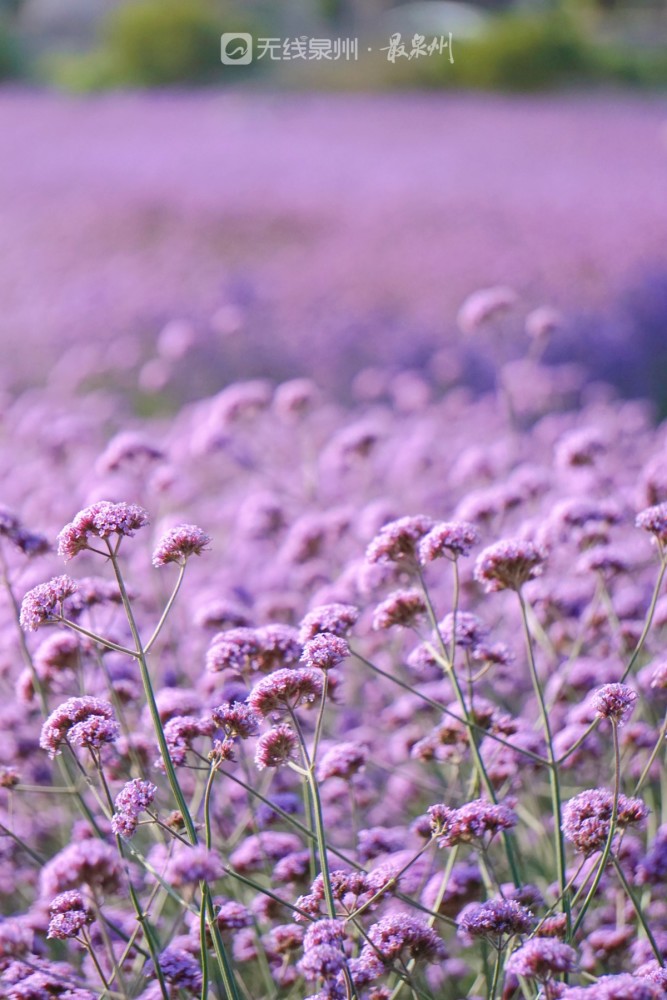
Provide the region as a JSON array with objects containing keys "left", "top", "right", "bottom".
[
  {"left": 0, "top": 15, "right": 23, "bottom": 80},
  {"left": 101, "top": 0, "right": 251, "bottom": 87},
  {"left": 399, "top": 13, "right": 595, "bottom": 92}
]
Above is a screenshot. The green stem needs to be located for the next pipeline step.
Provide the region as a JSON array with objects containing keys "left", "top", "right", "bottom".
[
  {"left": 517, "top": 590, "right": 569, "bottom": 929},
  {"left": 611, "top": 855, "right": 664, "bottom": 966},
  {"left": 572, "top": 722, "right": 621, "bottom": 937}
]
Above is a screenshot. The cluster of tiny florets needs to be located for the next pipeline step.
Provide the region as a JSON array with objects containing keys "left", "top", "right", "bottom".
[{"left": 57, "top": 501, "right": 149, "bottom": 560}]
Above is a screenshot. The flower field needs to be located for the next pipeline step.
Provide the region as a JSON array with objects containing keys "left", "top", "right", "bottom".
[{"left": 2, "top": 90, "right": 667, "bottom": 1000}]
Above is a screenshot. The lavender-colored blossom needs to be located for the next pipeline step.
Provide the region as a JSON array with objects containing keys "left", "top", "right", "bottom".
[
  {"left": 47, "top": 891, "right": 91, "bottom": 941},
  {"left": 562, "top": 788, "right": 649, "bottom": 854},
  {"left": 40, "top": 696, "right": 117, "bottom": 758},
  {"left": 111, "top": 779, "right": 157, "bottom": 839},
  {"left": 247, "top": 667, "right": 323, "bottom": 717},
  {"left": 457, "top": 898, "right": 534, "bottom": 944},
  {"left": 365, "top": 914, "right": 447, "bottom": 964},
  {"left": 592, "top": 683, "right": 638, "bottom": 726},
  {"left": 298, "top": 604, "right": 359, "bottom": 643},
  {"left": 419, "top": 520, "right": 480, "bottom": 562},
  {"left": 40, "top": 839, "right": 123, "bottom": 898},
  {"left": 255, "top": 725, "right": 299, "bottom": 770},
  {"left": 474, "top": 539, "right": 546, "bottom": 592},
  {"left": 317, "top": 741, "right": 368, "bottom": 781},
  {"left": 210, "top": 702, "right": 260, "bottom": 739},
  {"left": 20, "top": 575, "right": 78, "bottom": 631},
  {"left": 57, "top": 501, "right": 149, "bottom": 560},
  {"left": 206, "top": 628, "right": 261, "bottom": 673},
  {"left": 152, "top": 523, "right": 211, "bottom": 567},
  {"left": 372, "top": 589, "right": 427, "bottom": 630},
  {"left": 164, "top": 846, "right": 224, "bottom": 887},
  {"left": 366, "top": 515, "right": 434, "bottom": 567},
  {"left": 636, "top": 503, "right": 667, "bottom": 544},
  {"left": 428, "top": 798, "right": 517, "bottom": 847},
  {"left": 300, "top": 633, "right": 350, "bottom": 671},
  {"left": 506, "top": 938, "right": 578, "bottom": 980}
]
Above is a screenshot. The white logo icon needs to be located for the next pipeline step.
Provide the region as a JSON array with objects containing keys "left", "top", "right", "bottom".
[{"left": 221, "top": 33, "right": 253, "bottom": 65}]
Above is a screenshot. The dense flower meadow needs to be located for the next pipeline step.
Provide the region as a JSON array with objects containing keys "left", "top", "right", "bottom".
[{"left": 5, "top": 304, "right": 667, "bottom": 999}]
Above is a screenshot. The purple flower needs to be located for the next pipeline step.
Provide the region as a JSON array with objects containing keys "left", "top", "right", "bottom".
[
  {"left": 636, "top": 503, "right": 667, "bottom": 544},
  {"left": 247, "top": 668, "right": 323, "bottom": 717},
  {"left": 254, "top": 725, "right": 299, "bottom": 770},
  {"left": 592, "top": 683, "right": 638, "bottom": 726},
  {"left": 317, "top": 741, "right": 368, "bottom": 781},
  {"left": 428, "top": 798, "right": 517, "bottom": 847},
  {"left": 364, "top": 913, "right": 447, "bottom": 964},
  {"left": 419, "top": 520, "right": 481, "bottom": 562},
  {"left": 372, "top": 589, "right": 427, "bottom": 630},
  {"left": 164, "top": 846, "right": 224, "bottom": 887},
  {"left": 40, "top": 696, "right": 118, "bottom": 758},
  {"left": 57, "top": 501, "right": 149, "bottom": 560},
  {"left": 20, "top": 575, "right": 78, "bottom": 631},
  {"left": 40, "top": 840, "right": 123, "bottom": 898},
  {"left": 474, "top": 539, "right": 546, "bottom": 592},
  {"left": 210, "top": 702, "right": 260, "bottom": 739},
  {"left": 111, "top": 778, "right": 157, "bottom": 839},
  {"left": 152, "top": 523, "right": 211, "bottom": 567},
  {"left": 298, "top": 603, "right": 359, "bottom": 643},
  {"left": 300, "top": 633, "right": 349, "bottom": 671},
  {"left": 457, "top": 898, "right": 534, "bottom": 944},
  {"left": 206, "top": 628, "right": 261, "bottom": 673},
  {"left": 506, "top": 938, "right": 578, "bottom": 980},
  {"left": 298, "top": 944, "right": 345, "bottom": 981},
  {"left": 47, "top": 891, "right": 91, "bottom": 940},
  {"left": 366, "top": 515, "right": 434, "bottom": 567},
  {"left": 562, "top": 788, "right": 649, "bottom": 855}
]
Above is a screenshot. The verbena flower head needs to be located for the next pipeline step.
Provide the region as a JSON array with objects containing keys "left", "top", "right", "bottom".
[
  {"left": 40, "top": 696, "right": 118, "bottom": 758},
  {"left": 428, "top": 798, "right": 517, "bottom": 848},
  {"left": 206, "top": 628, "right": 261, "bottom": 673},
  {"left": 636, "top": 503, "right": 667, "bottom": 545},
  {"left": 366, "top": 515, "right": 434, "bottom": 567},
  {"left": 57, "top": 501, "right": 149, "bottom": 560},
  {"left": 562, "top": 788, "right": 649, "bottom": 855},
  {"left": 248, "top": 668, "right": 323, "bottom": 716},
  {"left": 300, "top": 633, "right": 349, "bottom": 671},
  {"left": 298, "top": 603, "right": 359, "bottom": 643},
  {"left": 20, "top": 575, "right": 77, "bottom": 631},
  {"left": 111, "top": 778, "right": 157, "bottom": 839},
  {"left": 474, "top": 539, "right": 546, "bottom": 592},
  {"left": 592, "top": 683, "right": 638, "bottom": 726},
  {"left": 255, "top": 725, "right": 299, "bottom": 770},
  {"left": 317, "top": 741, "right": 368, "bottom": 781},
  {"left": 506, "top": 938, "right": 577, "bottom": 981},
  {"left": 47, "top": 891, "right": 91, "bottom": 940},
  {"left": 211, "top": 702, "right": 260, "bottom": 739},
  {"left": 457, "top": 898, "right": 533, "bottom": 945},
  {"left": 152, "top": 523, "right": 211, "bottom": 567},
  {"left": 364, "top": 914, "right": 447, "bottom": 964},
  {"left": 419, "top": 520, "right": 480, "bottom": 563},
  {"left": 372, "top": 589, "right": 427, "bottom": 630},
  {"left": 165, "top": 845, "right": 224, "bottom": 887}
]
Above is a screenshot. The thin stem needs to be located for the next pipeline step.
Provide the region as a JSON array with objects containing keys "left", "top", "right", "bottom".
[
  {"left": 144, "top": 563, "right": 186, "bottom": 654},
  {"left": 611, "top": 855, "right": 664, "bottom": 966},
  {"left": 489, "top": 947, "right": 503, "bottom": 1000},
  {"left": 517, "top": 590, "right": 569, "bottom": 928},
  {"left": 417, "top": 566, "right": 522, "bottom": 887},
  {"left": 572, "top": 722, "right": 621, "bottom": 937}
]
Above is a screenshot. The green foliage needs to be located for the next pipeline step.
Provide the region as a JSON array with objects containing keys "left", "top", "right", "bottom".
[
  {"left": 99, "top": 0, "right": 254, "bottom": 88},
  {"left": 429, "top": 13, "right": 594, "bottom": 92},
  {"left": 0, "top": 15, "right": 23, "bottom": 80}
]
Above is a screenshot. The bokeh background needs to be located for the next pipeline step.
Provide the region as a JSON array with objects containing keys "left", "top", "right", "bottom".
[{"left": 1, "top": 0, "right": 667, "bottom": 410}]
